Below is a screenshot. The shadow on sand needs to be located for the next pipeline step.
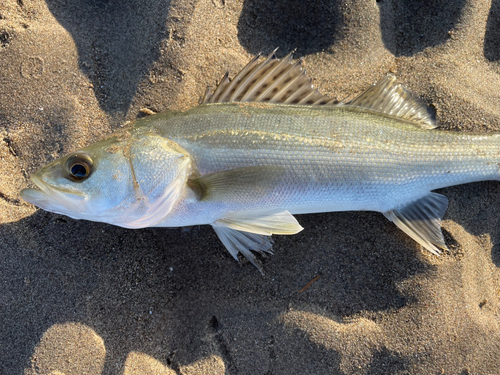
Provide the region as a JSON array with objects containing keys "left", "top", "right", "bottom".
[
  {"left": 485, "top": 0, "right": 500, "bottom": 61},
  {"left": 237, "top": 0, "right": 342, "bottom": 57},
  {"left": 0, "top": 208, "right": 431, "bottom": 373},
  {"left": 44, "top": 0, "right": 171, "bottom": 115},
  {"left": 237, "top": 0, "right": 467, "bottom": 58}
]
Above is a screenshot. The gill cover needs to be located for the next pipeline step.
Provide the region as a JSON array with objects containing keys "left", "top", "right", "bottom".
[{"left": 118, "top": 133, "right": 192, "bottom": 229}]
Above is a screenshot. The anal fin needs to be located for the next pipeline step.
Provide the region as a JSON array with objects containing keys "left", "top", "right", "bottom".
[{"left": 384, "top": 193, "right": 449, "bottom": 255}]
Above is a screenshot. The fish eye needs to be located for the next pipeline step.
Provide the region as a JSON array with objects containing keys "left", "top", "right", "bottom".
[{"left": 66, "top": 153, "right": 93, "bottom": 181}]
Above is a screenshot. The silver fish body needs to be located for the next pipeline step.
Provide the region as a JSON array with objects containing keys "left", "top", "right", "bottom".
[
  {"left": 20, "top": 52, "right": 500, "bottom": 271},
  {"left": 141, "top": 103, "right": 499, "bottom": 225}
]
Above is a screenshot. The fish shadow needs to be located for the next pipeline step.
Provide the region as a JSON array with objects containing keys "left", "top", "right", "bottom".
[
  {"left": 285, "top": 211, "right": 431, "bottom": 315},
  {"left": 0, "top": 210, "right": 182, "bottom": 373},
  {"left": 44, "top": 0, "right": 171, "bottom": 115},
  {"left": 0, "top": 207, "right": 433, "bottom": 373}
]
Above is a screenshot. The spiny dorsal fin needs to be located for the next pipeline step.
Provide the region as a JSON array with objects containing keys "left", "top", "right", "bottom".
[
  {"left": 201, "top": 50, "right": 337, "bottom": 105},
  {"left": 384, "top": 192, "right": 449, "bottom": 255},
  {"left": 344, "top": 75, "right": 438, "bottom": 129}
]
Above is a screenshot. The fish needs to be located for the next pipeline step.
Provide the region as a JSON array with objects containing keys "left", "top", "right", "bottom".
[{"left": 20, "top": 51, "right": 500, "bottom": 273}]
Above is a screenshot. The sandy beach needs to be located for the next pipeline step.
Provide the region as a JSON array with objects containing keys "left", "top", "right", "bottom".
[{"left": 1, "top": 0, "right": 500, "bottom": 373}]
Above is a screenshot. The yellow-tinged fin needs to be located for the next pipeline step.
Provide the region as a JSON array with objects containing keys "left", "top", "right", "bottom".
[
  {"left": 384, "top": 193, "right": 449, "bottom": 255},
  {"left": 188, "top": 166, "right": 286, "bottom": 202},
  {"left": 343, "top": 75, "right": 438, "bottom": 129},
  {"left": 212, "top": 225, "right": 273, "bottom": 274},
  {"left": 201, "top": 50, "right": 338, "bottom": 105}
]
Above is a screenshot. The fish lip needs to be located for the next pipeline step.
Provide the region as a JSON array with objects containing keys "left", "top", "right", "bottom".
[
  {"left": 20, "top": 174, "right": 85, "bottom": 215},
  {"left": 30, "top": 173, "right": 52, "bottom": 196},
  {"left": 20, "top": 187, "right": 46, "bottom": 206},
  {"left": 20, "top": 174, "right": 50, "bottom": 205}
]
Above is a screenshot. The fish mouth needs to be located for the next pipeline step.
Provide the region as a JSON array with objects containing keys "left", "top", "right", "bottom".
[{"left": 20, "top": 174, "right": 85, "bottom": 217}]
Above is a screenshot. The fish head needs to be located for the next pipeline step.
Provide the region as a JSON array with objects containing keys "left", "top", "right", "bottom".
[{"left": 21, "top": 131, "right": 192, "bottom": 228}]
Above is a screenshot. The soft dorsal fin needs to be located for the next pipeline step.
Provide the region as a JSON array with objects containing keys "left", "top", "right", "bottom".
[
  {"left": 384, "top": 193, "right": 449, "bottom": 255},
  {"left": 201, "top": 50, "right": 337, "bottom": 105},
  {"left": 344, "top": 75, "right": 438, "bottom": 129}
]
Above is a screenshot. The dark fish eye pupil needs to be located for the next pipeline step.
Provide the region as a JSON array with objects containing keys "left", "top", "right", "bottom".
[
  {"left": 66, "top": 152, "right": 93, "bottom": 181},
  {"left": 71, "top": 164, "right": 88, "bottom": 178}
]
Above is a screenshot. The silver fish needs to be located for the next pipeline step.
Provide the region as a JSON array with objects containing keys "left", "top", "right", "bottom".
[{"left": 20, "top": 51, "right": 500, "bottom": 272}]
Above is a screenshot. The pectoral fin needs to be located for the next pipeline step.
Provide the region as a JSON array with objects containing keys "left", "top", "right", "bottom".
[
  {"left": 188, "top": 166, "right": 286, "bottom": 202},
  {"left": 384, "top": 193, "right": 449, "bottom": 255},
  {"left": 212, "top": 209, "right": 303, "bottom": 273}
]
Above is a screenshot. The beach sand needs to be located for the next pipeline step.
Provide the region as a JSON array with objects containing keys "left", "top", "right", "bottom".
[{"left": 1, "top": 0, "right": 500, "bottom": 373}]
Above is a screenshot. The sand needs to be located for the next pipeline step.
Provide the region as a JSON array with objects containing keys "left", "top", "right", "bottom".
[{"left": 1, "top": 0, "right": 500, "bottom": 373}]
